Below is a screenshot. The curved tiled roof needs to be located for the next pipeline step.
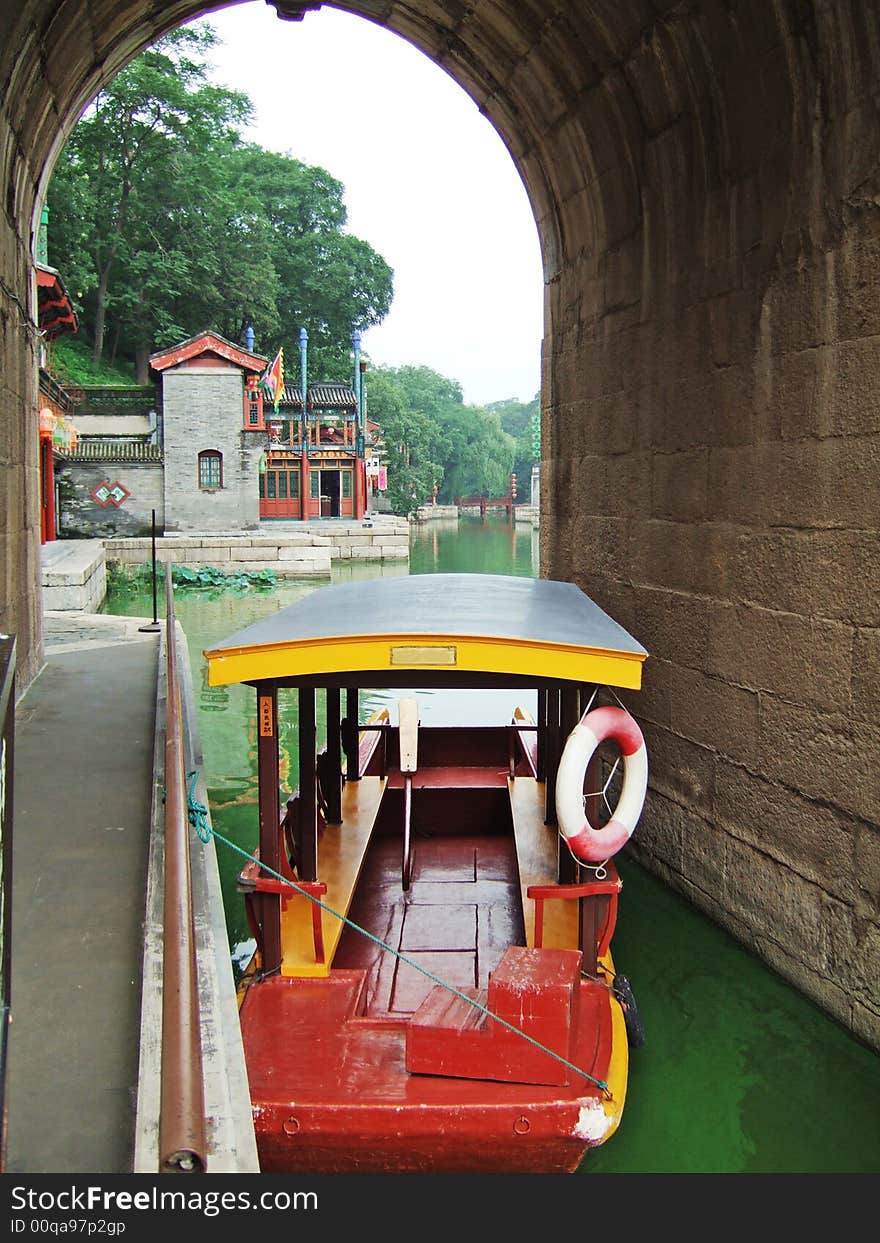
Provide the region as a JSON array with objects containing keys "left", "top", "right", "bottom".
[
  {"left": 278, "top": 383, "right": 357, "bottom": 410},
  {"left": 67, "top": 441, "right": 163, "bottom": 462}
]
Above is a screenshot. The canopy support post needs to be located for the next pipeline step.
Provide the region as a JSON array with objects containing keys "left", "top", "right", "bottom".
[
  {"left": 299, "top": 686, "right": 318, "bottom": 881},
  {"left": 325, "top": 687, "right": 342, "bottom": 823},
  {"left": 543, "top": 686, "right": 560, "bottom": 828},
  {"left": 558, "top": 686, "right": 580, "bottom": 884},
  {"left": 536, "top": 687, "right": 547, "bottom": 780},
  {"left": 344, "top": 687, "right": 360, "bottom": 780},
  {"left": 256, "top": 681, "right": 282, "bottom": 972}
]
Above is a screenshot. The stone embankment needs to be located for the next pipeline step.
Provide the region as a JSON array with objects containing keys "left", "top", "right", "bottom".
[
  {"left": 105, "top": 518, "right": 409, "bottom": 577},
  {"left": 415, "top": 503, "right": 538, "bottom": 526},
  {"left": 40, "top": 518, "right": 410, "bottom": 614}
]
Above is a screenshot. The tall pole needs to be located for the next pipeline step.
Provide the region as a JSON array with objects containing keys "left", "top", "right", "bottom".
[
  {"left": 352, "top": 328, "right": 365, "bottom": 518},
  {"left": 138, "top": 508, "right": 160, "bottom": 633},
  {"left": 300, "top": 326, "right": 308, "bottom": 411},
  {"left": 360, "top": 358, "right": 370, "bottom": 516},
  {"left": 300, "top": 326, "right": 308, "bottom": 519},
  {"left": 352, "top": 328, "right": 362, "bottom": 454}
]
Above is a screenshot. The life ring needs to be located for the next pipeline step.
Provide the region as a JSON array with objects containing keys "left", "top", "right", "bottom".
[{"left": 555, "top": 705, "right": 647, "bottom": 864}]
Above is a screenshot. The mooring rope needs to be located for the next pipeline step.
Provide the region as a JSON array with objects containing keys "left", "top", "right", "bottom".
[{"left": 185, "top": 771, "right": 612, "bottom": 1097}]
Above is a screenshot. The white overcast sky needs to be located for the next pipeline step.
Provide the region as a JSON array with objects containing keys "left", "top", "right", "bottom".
[{"left": 191, "top": 2, "right": 544, "bottom": 406}]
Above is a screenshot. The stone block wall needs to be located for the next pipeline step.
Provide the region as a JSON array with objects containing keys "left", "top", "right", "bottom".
[
  {"left": 535, "top": 3, "right": 880, "bottom": 1046},
  {"left": 57, "top": 461, "right": 164, "bottom": 537},
  {"left": 41, "top": 539, "right": 106, "bottom": 611},
  {"left": 105, "top": 534, "right": 333, "bottom": 578},
  {"left": 0, "top": 187, "right": 42, "bottom": 691},
  {"left": 162, "top": 369, "right": 261, "bottom": 532},
  {"left": 103, "top": 521, "right": 411, "bottom": 578}
]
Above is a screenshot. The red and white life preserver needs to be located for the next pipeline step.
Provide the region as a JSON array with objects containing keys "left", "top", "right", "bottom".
[{"left": 555, "top": 705, "right": 648, "bottom": 864}]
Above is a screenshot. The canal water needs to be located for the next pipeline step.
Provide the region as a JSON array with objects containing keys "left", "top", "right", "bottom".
[{"left": 102, "top": 515, "right": 880, "bottom": 1174}]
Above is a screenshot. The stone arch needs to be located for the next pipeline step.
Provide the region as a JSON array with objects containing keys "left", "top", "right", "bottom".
[{"left": 2, "top": 1, "right": 879, "bottom": 1047}]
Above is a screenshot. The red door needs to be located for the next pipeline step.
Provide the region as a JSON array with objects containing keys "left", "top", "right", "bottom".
[{"left": 260, "top": 464, "right": 301, "bottom": 518}]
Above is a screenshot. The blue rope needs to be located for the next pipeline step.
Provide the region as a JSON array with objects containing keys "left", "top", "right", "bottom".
[
  {"left": 186, "top": 771, "right": 211, "bottom": 840},
  {"left": 190, "top": 799, "right": 612, "bottom": 1097}
]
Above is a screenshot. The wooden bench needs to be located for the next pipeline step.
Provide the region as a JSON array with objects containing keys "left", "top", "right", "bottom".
[
  {"left": 278, "top": 775, "right": 387, "bottom": 978},
  {"left": 508, "top": 776, "right": 621, "bottom": 972},
  {"left": 508, "top": 776, "right": 578, "bottom": 950}
]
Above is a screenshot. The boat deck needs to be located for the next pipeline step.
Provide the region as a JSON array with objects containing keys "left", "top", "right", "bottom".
[{"left": 279, "top": 766, "right": 577, "bottom": 981}]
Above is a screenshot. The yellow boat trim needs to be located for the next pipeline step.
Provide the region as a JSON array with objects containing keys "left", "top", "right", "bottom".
[
  {"left": 600, "top": 957, "right": 629, "bottom": 1133},
  {"left": 279, "top": 775, "right": 386, "bottom": 978},
  {"left": 206, "top": 632, "right": 645, "bottom": 689}
]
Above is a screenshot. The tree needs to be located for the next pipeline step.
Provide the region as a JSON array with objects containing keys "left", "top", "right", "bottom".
[
  {"left": 363, "top": 369, "right": 442, "bottom": 514},
  {"left": 365, "top": 364, "right": 516, "bottom": 511},
  {"left": 225, "top": 146, "right": 393, "bottom": 381},
  {"left": 47, "top": 25, "right": 393, "bottom": 383},
  {"left": 487, "top": 394, "right": 540, "bottom": 496},
  {"left": 435, "top": 405, "right": 515, "bottom": 503},
  {"left": 48, "top": 25, "right": 253, "bottom": 377}
]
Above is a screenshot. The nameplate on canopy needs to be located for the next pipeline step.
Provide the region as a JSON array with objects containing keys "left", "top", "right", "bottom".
[{"left": 390, "top": 646, "right": 457, "bottom": 666}]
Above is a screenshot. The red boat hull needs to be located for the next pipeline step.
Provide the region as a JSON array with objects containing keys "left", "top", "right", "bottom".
[{"left": 239, "top": 969, "right": 619, "bottom": 1174}]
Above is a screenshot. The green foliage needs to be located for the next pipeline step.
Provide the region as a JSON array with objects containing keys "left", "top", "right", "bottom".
[
  {"left": 171, "top": 565, "right": 277, "bottom": 590},
  {"left": 223, "top": 146, "right": 393, "bottom": 382},
  {"left": 49, "top": 335, "right": 137, "bottom": 386},
  {"left": 108, "top": 561, "right": 277, "bottom": 595},
  {"left": 365, "top": 369, "right": 442, "bottom": 514},
  {"left": 486, "top": 393, "right": 540, "bottom": 494},
  {"left": 366, "top": 364, "right": 517, "bottom": 513},
  {"left": 47, "top": 24, "right": 393, "bottom": 383}
]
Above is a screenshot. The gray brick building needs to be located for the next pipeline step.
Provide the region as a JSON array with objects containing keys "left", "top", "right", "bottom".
[{"left": 150, "top": 331, "right": 268, "bottom": 533}]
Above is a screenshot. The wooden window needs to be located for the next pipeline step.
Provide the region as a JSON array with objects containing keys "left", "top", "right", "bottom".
[
  {"left": 244, "top": 384, "right": 264, "bottom": 428},
  {"left": 310, "top": 472, "right": 319, "bottom": 499},
  {"left": 342, "top": 470, "right": 352, "bottom": 499},
  {"left": 198, "top": 450, "right": 223, "bottom": 490}
]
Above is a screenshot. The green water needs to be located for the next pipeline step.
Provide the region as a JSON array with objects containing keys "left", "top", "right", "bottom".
[{"left": 102, "top": 515, "right": 880, "bottom": 1173}]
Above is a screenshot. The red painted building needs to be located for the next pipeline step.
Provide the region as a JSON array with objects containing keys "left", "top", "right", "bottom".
[
  {"left": 260, "top": 381, "right": 366, "bottom": 520},
  {"left": 35, "top": 205, "right": 79, "bottom": 542},
  {"left": 150, "top": 327, "right": 374, "bottom": 530}
]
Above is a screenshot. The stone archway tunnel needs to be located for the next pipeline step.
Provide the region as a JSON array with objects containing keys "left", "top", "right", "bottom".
[{"left": 1, "top": 0, "right": 878, "bottom": 1049}]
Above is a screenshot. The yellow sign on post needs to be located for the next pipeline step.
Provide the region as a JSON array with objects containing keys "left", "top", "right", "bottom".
[{"left": 258, "top": 695, "right": 274, "bottom": 737}]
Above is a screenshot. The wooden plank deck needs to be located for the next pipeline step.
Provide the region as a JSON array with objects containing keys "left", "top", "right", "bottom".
[
  {"left": 508, "top": 776, "right": 579, "bottom": 950},
  {"left": 280, "top": 775, "right": 387, "bottom": 977}
]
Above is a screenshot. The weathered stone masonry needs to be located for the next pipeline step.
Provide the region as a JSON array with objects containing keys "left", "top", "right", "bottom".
[
  {"left": 1, "top": 0, "right": 877, "bottom": 1048},
  {"left": 534, "top": 2, "right": 880, "bottom": 1047},
  {"left": 162, "top": 368, "right": 263, "bottom": 532}
]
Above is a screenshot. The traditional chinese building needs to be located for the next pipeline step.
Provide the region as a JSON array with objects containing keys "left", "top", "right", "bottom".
[
  {"left": 149, "top": 329, "right": 269, "bottom": 533},
  {"left": 262, "top": 381, "right": 364, "bottom": 520},
  {"left": 152, "top": 325, "right": 373, "bottom": 529},
  {"left": 35, "top": 204, "right": 79, "bottom": 543},
  {"left": 56, "top": 325, "right": 381, "bottom": 536}
]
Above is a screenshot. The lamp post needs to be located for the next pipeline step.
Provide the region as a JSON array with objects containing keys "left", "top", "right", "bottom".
[
  {"left": 352, "top": 329, "right": 362, "bottom": 452},
  {"left": 300, "top": 326, "right": 308, "bottom": 446},
  {"left": 300, "top": 327, "right": 309, "bottom": 519}
]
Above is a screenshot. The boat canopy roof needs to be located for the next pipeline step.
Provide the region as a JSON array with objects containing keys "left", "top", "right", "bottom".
[{"left": 203, "top": 573, "right": 648, "bottom": 689}]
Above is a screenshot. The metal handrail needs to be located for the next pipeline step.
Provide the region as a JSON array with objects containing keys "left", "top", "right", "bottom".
[
  {"left": 0, "top": 634, "right": 15, "bottom": 1173},
  {"left": 158, "top": 566, "right": 207, "bottom": 1173}
]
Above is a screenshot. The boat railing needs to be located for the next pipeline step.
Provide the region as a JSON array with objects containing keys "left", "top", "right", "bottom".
[
  {"left": 159, "top": 567, "right": 207, "bottom": 1173},
  {"left": 358, "top": 720, "right": 537, "bottom": 781}
]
